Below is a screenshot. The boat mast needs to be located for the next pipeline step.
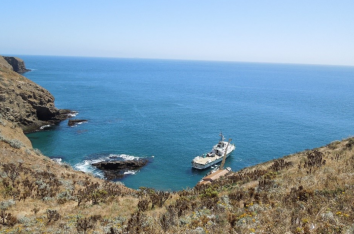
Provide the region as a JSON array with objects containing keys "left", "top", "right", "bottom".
[
  {"left": 220, "top": 132, "right": 225, "bottom": 142},
  {"left": 219, "top": 138, "right": 232, "bottom": 170}
]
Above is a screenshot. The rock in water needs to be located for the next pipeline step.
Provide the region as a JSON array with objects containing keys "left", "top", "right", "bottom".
[
  {"left": 92, "top": 158, "right": 149, "bottom": 180},
  {"left": 93, "top": 159, "right": 148, "bottom": 170},
  {"left": 68, "top": 119, "right": 88, "bottom": 126}
]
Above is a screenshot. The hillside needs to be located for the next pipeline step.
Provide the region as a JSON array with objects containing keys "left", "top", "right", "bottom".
[{"left": 1, "top": 57, "right": 354, "bottom": 233}]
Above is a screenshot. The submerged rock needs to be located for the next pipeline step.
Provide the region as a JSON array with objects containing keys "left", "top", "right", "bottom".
[{"left": 68, "top": 119, "right": 88, "bottom": 126}]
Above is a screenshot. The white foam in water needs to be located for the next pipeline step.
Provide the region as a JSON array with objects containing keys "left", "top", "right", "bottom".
[
  {"left": 75, "top": 160, "right": 91, "bottom": 173},
  {"left": 74, "top": 160, "right": 104, "bottom": 178},
  {"left": 40, "top": 125, "right": 51, "bottom": 129},
  {"left": 124, "top": 170, "right": 137, "bottom": 175},
  {"left": 75, "top": 153, "right": 142, "bottom": 178},
  {"left": 109, "top": 154, "right": 139, "bottom": 160},
  {"left": 68, "top": 112, "right": 78, "bottom": 117}
]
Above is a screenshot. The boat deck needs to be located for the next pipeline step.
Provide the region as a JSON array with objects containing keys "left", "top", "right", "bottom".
[{"left": 194, "top": 155, "right": 223, "bottom": 165}]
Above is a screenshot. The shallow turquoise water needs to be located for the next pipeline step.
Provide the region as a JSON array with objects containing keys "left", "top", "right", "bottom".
[{"left": 23, "top": 56, "right": 354, "bottom": 190}]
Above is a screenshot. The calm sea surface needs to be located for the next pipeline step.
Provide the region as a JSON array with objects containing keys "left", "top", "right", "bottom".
[{"left": 22, "top": 55, "right": 354, "bottom": 190}]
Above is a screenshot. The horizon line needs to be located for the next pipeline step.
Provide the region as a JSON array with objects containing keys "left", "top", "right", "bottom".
[{"left": 2, "top": 53, "right": 354, "bottom": 68}]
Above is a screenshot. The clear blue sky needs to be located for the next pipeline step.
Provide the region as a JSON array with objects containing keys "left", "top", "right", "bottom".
[{"left": 1, "top": 1, "right": 353, "bottom": 66}]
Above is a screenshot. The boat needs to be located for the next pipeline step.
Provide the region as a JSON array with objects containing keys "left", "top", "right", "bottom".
[{"left": 192, "top": 133, "right": 236, "bottom": 170}]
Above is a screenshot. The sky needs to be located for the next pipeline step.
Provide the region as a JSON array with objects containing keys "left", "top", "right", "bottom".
[{"left": 1, "top": 1, "right": 354, "bottom": 66}]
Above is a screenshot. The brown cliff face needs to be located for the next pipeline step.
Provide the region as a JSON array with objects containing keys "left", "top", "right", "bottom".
[
  {"left": 3, "top": 56, "right": 30, "bottom": 73},
  {"left": 0, "top": 59, "right": 71, "bottom": 133}
]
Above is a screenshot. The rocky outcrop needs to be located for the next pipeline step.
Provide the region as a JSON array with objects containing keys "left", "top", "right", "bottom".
[
  {"left": 93, "top": 159, "right": 149, "bottom": 170},
  {"left": 3, "top": 56, "right": 30, "bottom": 73},
  {"left": 92, "top": 158, "right": 149, "bottom": 180},
  {"left": 0, "top": 56, "right": 71, "bottom": 133}
]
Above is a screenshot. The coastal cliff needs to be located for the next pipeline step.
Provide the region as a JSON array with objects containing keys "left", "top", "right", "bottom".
[
  {"left": 0, "top": 56, "right": 71, "bottom": 133},
  {"left": 1, "top": 56, "right": 354, "bottom": 233},
  {"left": 2, "top": 56, "right": 30, "bottom": 73}
]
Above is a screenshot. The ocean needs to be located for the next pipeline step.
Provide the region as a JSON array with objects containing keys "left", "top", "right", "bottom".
[{"left": 22, "top": 55, "right": 354, "bottom": 191}]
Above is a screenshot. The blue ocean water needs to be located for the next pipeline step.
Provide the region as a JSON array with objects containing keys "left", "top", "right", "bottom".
[{"left": 22, "top": 55, "right": 354, "bottom": 190}]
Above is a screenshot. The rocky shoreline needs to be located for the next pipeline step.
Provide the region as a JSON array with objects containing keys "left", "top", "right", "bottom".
[{"left": 0, "top": 55, "right": 146, "bottom": 178}]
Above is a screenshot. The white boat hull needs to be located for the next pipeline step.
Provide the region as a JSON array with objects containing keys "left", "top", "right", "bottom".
[
  {"left": 192, "top": 143, "right": 235, "bottom": 170},
  {"left": 192, "top": 152, "right": 233, "bottom": 169}
]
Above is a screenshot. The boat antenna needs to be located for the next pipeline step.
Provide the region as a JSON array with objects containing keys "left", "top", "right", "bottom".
[
  {"left": 219, "top": 138, "right": 231, "bottom": 170},
  {"left": 220, "top": 131, "right": 225, "bottom": 142}
]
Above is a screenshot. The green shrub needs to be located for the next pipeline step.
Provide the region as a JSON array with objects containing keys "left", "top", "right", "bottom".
[{"left": 201, "top": 187, "right": 218, "bottom": 198}]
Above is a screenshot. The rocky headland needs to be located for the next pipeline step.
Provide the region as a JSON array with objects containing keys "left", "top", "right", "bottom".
[
  {"left": 1, "top": 56, "right": 31, "bottom": 73},
  {"left": 0, "top": 55, "right": 72, "bottom": 133}
]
